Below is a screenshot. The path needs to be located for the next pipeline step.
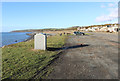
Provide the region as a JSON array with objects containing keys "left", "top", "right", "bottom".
[{"left": 48, "top": 32, "right": 118, "bottom": 79}]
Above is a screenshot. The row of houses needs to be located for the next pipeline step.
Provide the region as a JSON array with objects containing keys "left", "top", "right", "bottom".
[{"left": 77, "top": 24, "right": 119, "bottom": 33}]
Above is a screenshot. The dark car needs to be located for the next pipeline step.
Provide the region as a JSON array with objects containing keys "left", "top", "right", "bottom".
[{"left": 73, "top": 31, "right": 85, "bottom": 35}]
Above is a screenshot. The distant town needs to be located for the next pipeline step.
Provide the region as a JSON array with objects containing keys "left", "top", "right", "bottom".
[
  {"left": 77, "top": 23, "right": 119, "bottom": 33},
  {"left": 12, "top": 23, "right": 119, "bottom": 33}
]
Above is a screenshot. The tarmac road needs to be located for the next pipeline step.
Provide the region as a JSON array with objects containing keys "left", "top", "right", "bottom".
[{"left": 48, "top": 32, "right": 118, "bottom": 79}]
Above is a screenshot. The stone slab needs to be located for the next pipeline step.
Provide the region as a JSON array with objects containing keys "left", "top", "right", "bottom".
[{"left": 34, "top": 33, "right": 47, "bottom": 50}]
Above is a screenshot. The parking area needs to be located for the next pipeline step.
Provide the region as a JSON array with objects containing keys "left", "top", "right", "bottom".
[{"left": 48, "top": 32, "right": 118, "bottom": 79}]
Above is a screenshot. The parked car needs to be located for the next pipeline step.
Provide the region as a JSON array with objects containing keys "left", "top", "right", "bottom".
[{"left": 73, "top": 31, "right": 85, "bottom": 35}]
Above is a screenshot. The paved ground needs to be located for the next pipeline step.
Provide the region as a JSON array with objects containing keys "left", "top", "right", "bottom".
[{"left": 48, "top": 32, "right": 118, "bottom": 79}]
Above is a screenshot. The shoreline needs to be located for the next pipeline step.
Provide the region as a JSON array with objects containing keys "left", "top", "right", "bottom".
[
  {"left": 1, "top": 32, "right": 36, "bottom": 48},
  {"left": 2, "top": 35, "right": 66, "bottom": 79},
  {"left": 23, "top": 32, "right": 36, "bottom": 42}
]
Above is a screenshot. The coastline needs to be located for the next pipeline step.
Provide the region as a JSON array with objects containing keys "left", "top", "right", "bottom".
[
  {"left": 23, "top": 32, "right": 36, "bottom": 42},
  {"left": 1, "top": 32, "right": 36, "bottom": 48},
  {"left": 2, "top": 34, "right": 66, "bottom": 79}
]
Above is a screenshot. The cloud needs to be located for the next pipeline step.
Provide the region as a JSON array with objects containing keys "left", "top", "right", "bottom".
[
  {"left": 96, "top": 3, "right": 118, "bottom": 22},
  {"left": 101, "top": 5, "right": 106, "bottom": 8},
  {"left": 108, "top": 3, "right": 115, "bottom": 7},
  {"left": 109, "top": 8, "right": 118, "bottom": 18},
  {"left": 96, "top": 8, "right": 118, "bottom": 22},
  {"left": 96, "top": 15, "right": 113, "bottom": 22}
]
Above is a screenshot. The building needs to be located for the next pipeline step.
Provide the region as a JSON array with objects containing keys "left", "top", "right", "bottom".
[{"left": 77, "top": 23, "right": 119, "bottom": 33}]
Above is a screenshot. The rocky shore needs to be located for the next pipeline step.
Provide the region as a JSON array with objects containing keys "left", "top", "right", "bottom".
[{"left": 24, "top": 32, "right": 36, "bottom": 42}]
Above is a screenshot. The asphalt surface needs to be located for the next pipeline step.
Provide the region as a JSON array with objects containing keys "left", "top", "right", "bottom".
[{"left": 48, "top": 32, "right": 118, "bottom": 79}]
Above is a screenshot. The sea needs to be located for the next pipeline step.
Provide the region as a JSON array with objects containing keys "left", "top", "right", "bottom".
[{"left": 0, "top": 32, "right": 32, "bottom": 47}]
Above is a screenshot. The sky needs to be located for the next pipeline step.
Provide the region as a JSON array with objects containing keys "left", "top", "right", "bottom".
[{"left": 2, "top": 2, "right": 118, "bottom": 32}]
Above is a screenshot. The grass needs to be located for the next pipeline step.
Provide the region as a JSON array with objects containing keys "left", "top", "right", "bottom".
[
  {"left": 2, "top": 35, "right": 66, "bottom": 79},
  {"left": 84, "top": 33, "right": 93, "bottom": 35}
]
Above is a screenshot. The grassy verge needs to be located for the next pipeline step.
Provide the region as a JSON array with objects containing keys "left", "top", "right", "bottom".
[
  {"left": 2, "top": 35, "right": 66, "bottom": 79},
  {"left": 84, "top": 33, "right": 93, "bottom": 35}
]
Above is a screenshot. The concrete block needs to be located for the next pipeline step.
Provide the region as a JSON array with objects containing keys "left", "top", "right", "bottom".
[{"left": 34, "top": 33, "right": 47, "bottom": 50}]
